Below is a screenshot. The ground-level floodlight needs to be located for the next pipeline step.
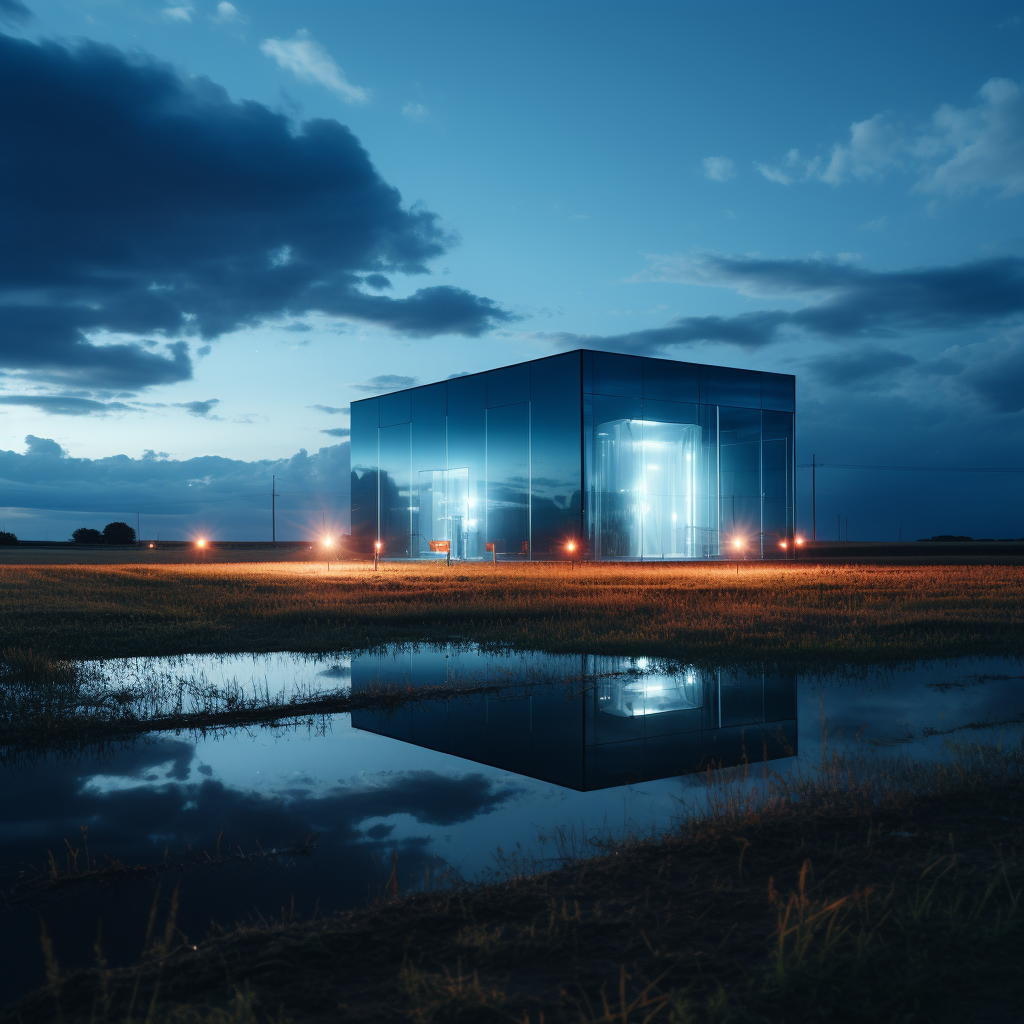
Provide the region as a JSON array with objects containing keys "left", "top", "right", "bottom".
[
  {"left": 149, "top": 543, "right": 154, "bottom": 549},
  {"left": 323, "top": 536, "right": 333, "bottom": 571},
  {"left": 779, "top": 539, "right": 787, "bottom": 550},
  {"left": 374, "top": 540, "right": 382, "bottom": 571},
  {"left": 567, "top": 540, "right": 577, "bottom": 569}
]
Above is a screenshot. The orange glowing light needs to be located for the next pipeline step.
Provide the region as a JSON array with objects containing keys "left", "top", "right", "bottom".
[
  {"left": 149, "top": 543, "right": 154, "bottom": 549},
  {"left": 567, "top": 541, "right": 576, "bottom": 553},
  {"left": 323, "top": 536, "right": 333, "bottom": 547},
  {"left": 374, "top": 541, "right": 382, "bottom": 551},
  {"left": 779, "top": 540, "right": 787, "bottom": 549},
  {"left": 197, "top": 539, "right": 206, "bottom": 548},
  {"left": 795, "top": 537, "right": 804, "bottom": 546},
  {"left": 733, "top": 537, "right": 743, "bottom": 549}
]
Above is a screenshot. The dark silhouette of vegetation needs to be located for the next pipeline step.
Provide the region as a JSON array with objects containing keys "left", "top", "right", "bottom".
[
  {"left": 101, "top": 522, "right": 135, "bottom": 545},
  {"left": 70, "top": 528, "right": 102, "bottom": 544},
  {"left": 0, "top": 531, "right": 16, "bottom": 546}
]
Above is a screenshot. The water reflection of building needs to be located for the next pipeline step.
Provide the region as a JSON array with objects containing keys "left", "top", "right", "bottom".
[
  {"left": 351, "top": 649, "right": 797, "bottom": 791},
  {"left": 350, "top": 350, "right": 796, "bottom": 561}
]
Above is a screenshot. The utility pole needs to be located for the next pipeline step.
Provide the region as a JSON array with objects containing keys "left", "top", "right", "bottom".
[
  {"left": 272, "top": 474, "right": 278, "bottom": 544},
  {"left": 811, "top": 454, "right": 817, "bottom": 541}
]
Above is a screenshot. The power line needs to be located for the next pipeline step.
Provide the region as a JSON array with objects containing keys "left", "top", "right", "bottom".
[{"left": 798, "top": 463, "right": 1024, "bottom": 473}]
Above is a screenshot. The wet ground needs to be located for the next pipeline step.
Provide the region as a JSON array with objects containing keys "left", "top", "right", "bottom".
[{"left": 1, "top": 645, "right": 1022, "bottom": 1006}]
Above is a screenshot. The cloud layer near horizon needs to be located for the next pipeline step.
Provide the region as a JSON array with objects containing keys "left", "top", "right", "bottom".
[
  {"left": 0, "top": 32, "right": 512, "bottom": 394},
  {"left": 0, "top": 436, "right": 351, "bottom": 539}
]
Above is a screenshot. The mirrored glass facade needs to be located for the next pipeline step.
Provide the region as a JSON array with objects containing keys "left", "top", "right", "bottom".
[
  {"left": 351, "top": 647, "right": 798, "bottom": 791},
  {"left": 351, "top": 350, "right": 795, "bottom": 560}
]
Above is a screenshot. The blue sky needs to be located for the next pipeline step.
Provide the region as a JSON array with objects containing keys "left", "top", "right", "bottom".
[{"left": 1, "top": 0, "right": 1022, "bottom": 540}]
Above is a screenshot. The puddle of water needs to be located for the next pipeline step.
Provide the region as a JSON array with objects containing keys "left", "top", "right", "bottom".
[{"left": 1, "top": 646, "right": 1021, "bottom": 1006}]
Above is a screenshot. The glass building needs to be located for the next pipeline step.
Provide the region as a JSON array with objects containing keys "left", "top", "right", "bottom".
[{"left": 351, "top": 350, "right": 795, "bottom": 560}]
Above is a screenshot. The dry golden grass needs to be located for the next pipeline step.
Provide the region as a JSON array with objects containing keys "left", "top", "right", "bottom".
[{"left": 0, "top": 559, "right": 1022, "bottom": 664}]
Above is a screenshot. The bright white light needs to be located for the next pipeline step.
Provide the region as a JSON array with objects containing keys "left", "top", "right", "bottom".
[
  {"left": 635, "top": 657, "right": 650, "bottom": 670},
  {"left": 466, "top": 519, "right": 477, "bottom": 528},
  {"left": 647, "top": 464, "right": 659, "bottom": 471},
  {"left": 671, "top": 513, "right": 677, "bottom": 522}
]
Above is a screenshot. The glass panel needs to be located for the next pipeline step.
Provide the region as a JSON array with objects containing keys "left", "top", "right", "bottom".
[
  {"left": 697, "top": 403, "right": 720, "bottom": 556},
  {"left": 486, "top": 403, "right": 530, "bottom": 557},
  {"left": 379, "top": 389, "right": 411, "bottom": 426},
  {"left": 718, "top": 407, "right": 761, "bottom": 553},
  {"left": 762, "top": 410, "right": 794, "bottom": 552},
  {"left": 588, "top": 396, "right": 707, "bottom": 559},
  {"left": 530, "top": 352, "right": 581, "bottom": 557},
  {"left": 486, "top": 363, "right": 530, "bottom": 408},
  {"left": 641, "top": 399, "right": 698, "bottom": 424},
  {"left": 705, "top": 366, "right": 761, "bottom": 409},
  {"left": 446, "top": 373, "right": 486, "bottom": 558},
  {"left": 349, "top": 398, "right": 378, "bottom": 554},
  {"left": 761, "top": 372, "right": 795, "bottom": 413},
  {"left": 642, "top": 357, "right": 699, "bottom": 404},
  {"left": 378, "top": 422, "right": 411, "bottom": 557},
  {"left": 410, "top": 384, "right": 446, "bottom": 557},
  {"left": 418, "top": 468, "right": 470, "bottom": 557},
  {"left": 639, "top": 419, "right": 701, "bottom": 558},
  {"left": 589, "top": 395, "right": 642, "bottom": 557},
  {"left": 591, "top": 351, "right": 643, "bottom": 397}
]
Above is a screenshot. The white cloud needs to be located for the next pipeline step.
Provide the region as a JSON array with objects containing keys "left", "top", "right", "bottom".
[
  {"left": 915, "top": 78, "right": 1024, "bottom": 197},
  {"left": 701, "top": 156, "right": 735, "bottom": 182},
  {"left": 820, "top": 113, "right": 905, "bottom": 184},
  {"left": 212, "top": 2, "right": 244, "bottom": 24},
  {"left": 756, "top": 148, "right": 822, "bottom": 186},
  {"left": 401, "top": 101, "right": 429, "bottom": 122},
  {"left": 862, "top": 216, "right": 887, "bottom": 231},
  {"left": 259, "top": 30, "right": 369, "bottom": 104},
  {"left": 756, "top": 78, "right": 1024, "bottom": 198},
  {"left": 162, "top": 5, "right": 193, "bottom": 22}
]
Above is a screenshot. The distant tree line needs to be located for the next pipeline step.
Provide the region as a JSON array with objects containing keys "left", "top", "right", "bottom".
[
  {"left": 72, "top": 522, "right": 136, "bottom": 544},
  {"left": 0, "top": 530, "right": 16, "bottom": 545}
]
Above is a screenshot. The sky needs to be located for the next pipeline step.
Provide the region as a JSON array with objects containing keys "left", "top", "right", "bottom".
[{"left": 1, "top": 0, "right": 1022, "bottom": 541}]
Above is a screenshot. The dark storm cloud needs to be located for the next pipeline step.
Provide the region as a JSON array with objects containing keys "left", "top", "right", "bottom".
[
  {"left": 0, "top": 436, "right": 351, "bottom": 534},
  {"left": 809, "top": 349, "right": 918, "bottom": 386},
  {"left": 551, "top": 255, "right": 1024, "bottom": 354},
  {"left": 0, "top": 33, "right": 513, "bottom": 391},
  {"left": 350, "top": 374, "right": 420, "bottom": 393},
  {"left": 0, "top": 395, "right": 133, "bottom": 415},
  {"left": 0, "top": 0, "right": 31, "bottom": 25},
  {"left": 174, "top": 398, "right": 222, "bottom": 418}
]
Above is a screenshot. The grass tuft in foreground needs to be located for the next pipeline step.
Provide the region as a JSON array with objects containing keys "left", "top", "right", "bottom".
[{"left": 5, "top": 738, "right": 1021, "bottom": 1023}]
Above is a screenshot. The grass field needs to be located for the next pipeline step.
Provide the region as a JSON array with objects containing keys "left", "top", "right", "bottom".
[
  {"left": 5, "top": 741, "right": 1021, "bottom": 1024},
  {"left": 0, "top": 559, "right": 1022, "bottom": 665}
]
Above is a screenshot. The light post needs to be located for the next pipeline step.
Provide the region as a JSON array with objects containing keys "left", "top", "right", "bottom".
[
  {"left": 374, "top": 540, "right": 381, "bottom": 571},
  {"left": 732, "top": 535, "right": 743, "bottom": 574},
  {"left": 323, "top": 536, "right": 333, "bottom": 571},
  {"left": 567, "top": 540, "right": 577, "bottom": 570}
]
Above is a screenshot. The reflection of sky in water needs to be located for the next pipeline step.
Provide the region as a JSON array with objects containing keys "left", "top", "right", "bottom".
[{"left": 1, "top": 648, "right": 1021, "bottom": 1003}]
